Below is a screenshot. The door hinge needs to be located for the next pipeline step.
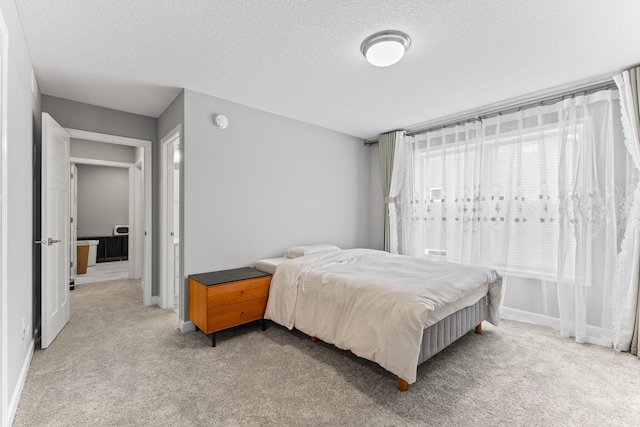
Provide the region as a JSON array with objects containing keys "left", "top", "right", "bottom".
[
  {"left": 70, "top": 172, "right": 74, "bottom": 178},
  {"left": 70, "top": 217, "right": 74, "bottom": 224},
  {"left": 70, "top": 262, "right": 74, "bottom": 268}
]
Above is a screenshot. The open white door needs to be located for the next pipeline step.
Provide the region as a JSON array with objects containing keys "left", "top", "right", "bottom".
[
  {"left": 161, "top": 126, "right": 180, "bottom": 310},
  {"left": 40, "top": 113, "right": 70, "bottom": 349}
]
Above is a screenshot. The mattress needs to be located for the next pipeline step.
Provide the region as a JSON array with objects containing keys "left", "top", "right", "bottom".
[
  {"left": 257, "top": 256, "right": 488, "bottom": 329},
  {"left": 255, "top": 257, "right": 291, "bottom": 275},
  {"left": 425, "top": 283, "right": 488, "bottom": 328}
]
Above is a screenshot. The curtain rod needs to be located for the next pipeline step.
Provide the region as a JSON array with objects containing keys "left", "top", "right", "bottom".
[{"left": 363, "top": 79, "right": 616, "bottom": 145}]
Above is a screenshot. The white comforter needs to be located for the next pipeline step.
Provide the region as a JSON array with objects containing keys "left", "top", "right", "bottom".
[{"left": 264, "top": 249, "right": 502, "bottom": 384}]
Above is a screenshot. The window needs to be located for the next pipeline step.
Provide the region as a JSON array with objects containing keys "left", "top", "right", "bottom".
[
  {"left": 409, "top": 96, "right": 623, "bottom": 281},
  {"left": 487, "top": 128, "right": 575, "bottom": 277}
]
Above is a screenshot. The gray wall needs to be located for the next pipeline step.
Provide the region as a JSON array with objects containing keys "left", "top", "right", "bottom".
[
  {"left": 41, "top": 95, "right": 160, "bottom": 295},
  {"left": 1, "top": 0, "right": 41, "bottom": 423},
  {"left": 180, "top": 89, "right": 371, "bottom": 322},
  {"left": 71, "top": 138, "right": 136, "bottom": 163},
  {"left": 158, "top": 90, "right": 184, "bottom": 142},
  {"left": 76, "top": 165, "right": 129, "bottom": 237}
]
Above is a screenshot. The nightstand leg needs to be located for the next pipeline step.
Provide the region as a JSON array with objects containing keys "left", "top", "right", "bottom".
[
  {"left": 210, "top": 333, "right": 216, "bottom": 347},
  {"left": 261, "top": 319, "right": 266, "bottom": 331}
]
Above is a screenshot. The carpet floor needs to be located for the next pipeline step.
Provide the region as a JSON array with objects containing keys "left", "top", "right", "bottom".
[{"left": 13, "top": 279, "right": 640, "bottom": 426}]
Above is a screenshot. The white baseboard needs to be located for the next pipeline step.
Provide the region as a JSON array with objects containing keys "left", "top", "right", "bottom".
[
  {"left": 7, "top": 338, "right": 34, "bottom": 427},
  {"left": 501, "top": 307, "right": 612, "bottom": 347},
  {"left": 179, "top": 320, "right": 195, "bottom": 333},
  {"left": 501, "top": 307, "right": 561, "bottom": 330}
]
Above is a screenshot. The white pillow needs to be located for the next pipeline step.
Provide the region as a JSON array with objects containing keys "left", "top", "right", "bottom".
[{"left": 284, "top": 244, "right": 341, "bottom": 259}]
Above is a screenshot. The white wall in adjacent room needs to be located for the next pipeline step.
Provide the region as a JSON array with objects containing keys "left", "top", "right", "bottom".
[{"left": 75, "top": 165, "right": 129, "bottom": 238}]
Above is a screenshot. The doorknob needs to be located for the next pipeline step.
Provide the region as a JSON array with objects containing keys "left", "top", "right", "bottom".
[
  {"left": 48, "top": 238, "right": 62, "bottom": 245},
  {"left": 35, "top": 239, "right": 47, "bottom": 245}
]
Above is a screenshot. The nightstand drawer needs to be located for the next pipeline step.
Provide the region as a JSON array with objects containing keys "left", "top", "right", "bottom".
[
  {"left": 207, "top": 297, "right": 268, "bottom": 332},
  {"left": 207, "top": 276, "right": 270, "bottom": 309}
]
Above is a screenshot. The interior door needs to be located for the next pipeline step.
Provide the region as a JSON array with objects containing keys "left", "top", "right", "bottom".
[
  {"left": 165, "top": 138, "right": 176, "bottom": 309},
  {"left": 172, "top": 151, "right": 180, "bottom": 309},
  {"left": 40, "top": 113, "right": 70, "bottom": 349},
  {"left": 162, "top": 135, "right": 180, "bottom": 310}
]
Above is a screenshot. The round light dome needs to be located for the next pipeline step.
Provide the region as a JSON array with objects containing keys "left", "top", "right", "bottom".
[{"left": 361, "top": 30, "right": 411, "bottom": 67}]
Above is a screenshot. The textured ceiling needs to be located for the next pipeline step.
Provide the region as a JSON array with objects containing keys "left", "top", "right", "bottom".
[{"left": 14, "top": 0, "right": 640, "bottom": 139}]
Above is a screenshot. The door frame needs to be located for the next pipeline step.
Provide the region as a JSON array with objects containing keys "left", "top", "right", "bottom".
[
  {"left": 130, "top": 163, "right": 143, "bottom": 280},
  {"left": 160, "top": 124, "right": 181, "bottom": 310},
  {"left": 70, "top": 159, "right": 138, "bottom": 278},
  {"left": 69, "top": 163, "right": 77, "bottom": 280},
  {"left": 65, "top": 129, "right": 154, "bottom": 306}
]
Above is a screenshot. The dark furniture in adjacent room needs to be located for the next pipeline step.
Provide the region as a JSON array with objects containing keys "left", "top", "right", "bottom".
[{"left": 78, "top": 236, "right": 128, "bottom": 262}]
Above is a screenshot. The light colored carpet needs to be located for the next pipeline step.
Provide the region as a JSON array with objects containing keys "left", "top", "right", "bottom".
[
  {"left": 74, "top": 260, "right": 129, "bottom": 285},
  {"left": 14, "top": 279, "right": 640, "bottom": 426}
]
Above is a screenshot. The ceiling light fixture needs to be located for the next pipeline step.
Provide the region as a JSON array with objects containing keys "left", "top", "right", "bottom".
[{"left": 361, "top": 30, "right": 411, "bottom": 67}]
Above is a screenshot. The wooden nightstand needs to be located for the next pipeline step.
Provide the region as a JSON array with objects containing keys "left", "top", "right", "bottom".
[{"left": 188, "top": 267, "right": 271, "bottom": 347}]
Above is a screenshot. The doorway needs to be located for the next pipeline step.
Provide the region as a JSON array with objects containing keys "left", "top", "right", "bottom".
[
  {"left": 65, "top": 129, "right": 153, "bottom": 306},
  {"left": 70, "top": 161, "right": 134, "bottom": 285},
  {"left": 161, "top": 125, "right": 181, "bottom": 310}
]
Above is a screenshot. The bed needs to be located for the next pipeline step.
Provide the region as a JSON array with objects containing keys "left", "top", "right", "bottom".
[{"left": 257, "top": 247, "right": 502, "bottom": 391}]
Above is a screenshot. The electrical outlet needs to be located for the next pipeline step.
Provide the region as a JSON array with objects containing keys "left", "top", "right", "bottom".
[{"left": 22, "top": 317, "right": 27, "bottom": 339}]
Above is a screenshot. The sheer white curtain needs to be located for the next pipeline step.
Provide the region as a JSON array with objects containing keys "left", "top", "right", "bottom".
[
  {"left": 612, "top": 71, "right": 640, "bottom": 351},
  {"left": 553, "top": 90, "right": 632, "bottom": 344},
  {"left": 401, "top": 120, "right": 488, "bottom": 264},
  {"left": 395, "top": 88, "right": 637, "bottom": 347}
]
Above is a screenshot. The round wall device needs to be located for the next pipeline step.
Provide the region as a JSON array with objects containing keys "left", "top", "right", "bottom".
[{"left": 214, "top": 114, "right": 229, "bottom": 129}]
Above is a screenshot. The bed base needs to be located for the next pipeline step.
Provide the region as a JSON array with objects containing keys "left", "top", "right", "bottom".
[
  {"left": 309, "top": 294, "right": 490, "bottom": 391},
  {"left": 397, "top": 320, "right": 484, "bottom": 391}
]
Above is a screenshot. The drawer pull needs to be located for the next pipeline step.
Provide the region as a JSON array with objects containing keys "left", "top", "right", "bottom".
[
  {"left": 241, "top": 291, "right": 244, "bottom": 295},
  {"left": 241, "top": 311, "right": 244, "bottom": 315}
]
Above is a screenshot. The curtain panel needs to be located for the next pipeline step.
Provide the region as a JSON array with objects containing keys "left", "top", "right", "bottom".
[
  {"left": 378, "top": 131, "right": 404, "bottom": 252},
  {"left": 614, "top": 67, "right": 640, "bottom": 354},
  {"left": 393, "top": 88, "right": 638, "bottom": 348}
]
